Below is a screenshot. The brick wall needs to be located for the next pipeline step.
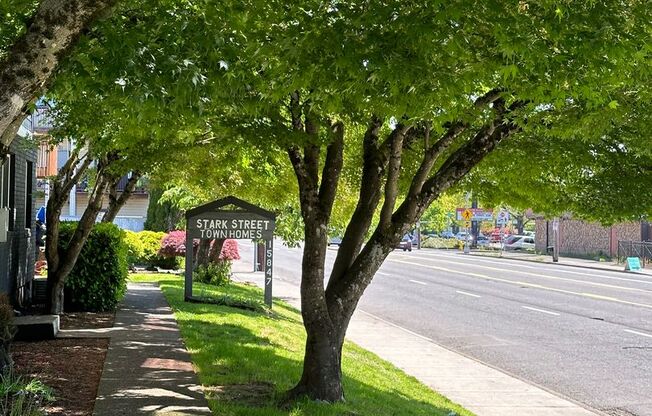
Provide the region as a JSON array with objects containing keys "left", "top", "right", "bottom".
[{"left": 534, "top": 218, "right": 641, "bottom": 258}]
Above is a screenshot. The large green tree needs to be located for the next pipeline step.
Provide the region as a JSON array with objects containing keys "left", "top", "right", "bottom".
[{"left": 32, "top": 0, "right": 652, "bottom": 404}]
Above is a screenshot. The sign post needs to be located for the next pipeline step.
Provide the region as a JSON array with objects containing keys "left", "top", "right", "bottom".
[{"left": 185, "top": 196, "right": 276, "bottom": 308}]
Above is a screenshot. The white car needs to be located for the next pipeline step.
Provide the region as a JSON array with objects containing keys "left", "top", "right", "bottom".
[{"left": 504, "top": 235, "right": 535, "bottom": 251}]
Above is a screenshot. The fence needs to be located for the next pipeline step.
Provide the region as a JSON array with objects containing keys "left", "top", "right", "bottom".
[{"left": 617, "top": 240, "right": 652, "bottom": 265}]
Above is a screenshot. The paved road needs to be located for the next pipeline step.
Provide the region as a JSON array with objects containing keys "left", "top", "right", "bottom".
[{"left": 237, "top": 242, "right": 652, "bottom": 416}]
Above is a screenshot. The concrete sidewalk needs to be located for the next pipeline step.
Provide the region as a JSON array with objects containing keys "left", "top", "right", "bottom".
[
  {"left": 233, "top": 271, "right": 600, "bottom": 416},
  {"left": 466, "top": 249, "right": 652, "bottom": 276},
  {"left": 93, "top": 283, "right": 211, "bottom": 416}
]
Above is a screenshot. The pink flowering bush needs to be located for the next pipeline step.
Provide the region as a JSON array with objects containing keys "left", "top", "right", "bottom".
[
  {"left": 158, "top": 230, "right": 192, "bottom": 258},
  {"left": 158, "top": 231, "right": 240, "bottom": 262},
  {"left": 219, "top": 239, "right": 241, "bottom": 261}
]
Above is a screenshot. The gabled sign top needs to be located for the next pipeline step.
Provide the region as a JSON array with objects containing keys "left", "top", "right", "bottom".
[{"left": 185, "top": 196, "right": 276, "bottom": 220}]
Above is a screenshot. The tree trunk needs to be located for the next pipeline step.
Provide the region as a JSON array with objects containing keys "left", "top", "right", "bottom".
[
  {"left": 287, "top": 217, "right": 344, "bottom": 402},
  {"left": 290, "top": 330, "right": 344, "bottom": 402},
  {"left": 208, "top": 238, "right": 225, "bottom": 263},
  {"left": 194, "top": 239, "right": 211, "bottom": 269},
  {"left": 0, "top": 0, "right": 117, "bottom": 148},
  {"left": 46, "top": 273, "right": 65, "bottom": 315}
]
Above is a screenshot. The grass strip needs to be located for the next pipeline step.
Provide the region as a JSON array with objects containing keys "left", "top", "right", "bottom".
[{"left": 130, "top": 273, "right": 474, "bottom": 416}]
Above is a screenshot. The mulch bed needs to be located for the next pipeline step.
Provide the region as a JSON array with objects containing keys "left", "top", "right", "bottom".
[{"left": 11, "top": 312, "right": 115, "bottom": 416}]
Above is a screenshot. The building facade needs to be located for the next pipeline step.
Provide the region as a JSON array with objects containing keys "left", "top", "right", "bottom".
[
  {"left": 535, "top": 218, "right": 644, "bottom": 259},
  {"left": 0, "top": 125, "right": 37, "bottom": 307},
  {"left": 31, "top": 105, "right": 149, "bottom": 231}
]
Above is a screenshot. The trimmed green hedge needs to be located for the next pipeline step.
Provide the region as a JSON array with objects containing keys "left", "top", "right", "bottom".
[{"left": 60, "top": 222, "right": 128, "bottom": 312}]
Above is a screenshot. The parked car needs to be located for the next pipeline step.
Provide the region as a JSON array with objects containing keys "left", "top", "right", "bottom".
[
  {"left": 328, "top": 236, "right": 342, "bottom": 246},
  {"left": 397, "top": 234, "right": 413, "bottom": 251},
  {"left": 455, "top": 231, "right": 470, "bottom": 241},
  {"left": 504, "top": 235, "right": 535, "bottom": 251},
  {"left": 475, "top": 234, "right": 490, "bottom": 245},
  {"left": 440, "top": 230, "right": 455, "bottom": 239}
]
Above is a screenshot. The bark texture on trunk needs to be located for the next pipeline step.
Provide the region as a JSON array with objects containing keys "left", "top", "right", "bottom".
[
  {"left": 0, "top": 0, "right": 117, "bottom": 148},
  {"left": 285, "top": 90, "right": 525, "bottom": 403}
]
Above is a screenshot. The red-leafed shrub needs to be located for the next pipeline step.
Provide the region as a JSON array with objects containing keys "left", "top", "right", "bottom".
[
  {"left": 158, "top": 231, "right": 240, "bottom": 262},
  {"left": 219, "top": 239, "right": 240, "bottom": 261},
  {"left": 158, "top": 230, "right": 192, "bottom": 258}
]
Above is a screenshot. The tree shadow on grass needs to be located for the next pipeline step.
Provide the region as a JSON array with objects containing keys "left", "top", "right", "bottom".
[{"left": 181, "top": 315, "right": 471, "bottom": 416}]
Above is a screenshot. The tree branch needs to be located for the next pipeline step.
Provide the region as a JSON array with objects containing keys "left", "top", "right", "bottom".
[
  {"left": 102, "top": 171, "right": 142, "bottom": 223},
  {"left": 0, "top": 0, "right": 118, "bottom": 148},
  {"left": 379, "top": 124, "right": 409, "bottom": 229},
  {"left": 317, "top": 121, "right": 344, "bottom": 217}
]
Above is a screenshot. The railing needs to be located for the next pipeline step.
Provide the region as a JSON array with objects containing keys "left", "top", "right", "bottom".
[
  {"left": 76, "top": 174, "right": 148, "bottom": 194},
  {"left": 617, "top": 240, "right": 652, "bottom": 265}
]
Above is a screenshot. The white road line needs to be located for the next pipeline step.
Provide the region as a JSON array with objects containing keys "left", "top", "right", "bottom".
[
  {"left": 376, "top": 271, "right": 391, "bottom": 276},
  {"left": 390, "top": 255, "right": 652, "bottom": 294},
  {"left": 624, "top": 329, "right": 652, "bottom": 339},
  {"left": 456, "top": 290, "right": 481, "bottom": 298},
  {"left": 521, "top": 306, "right": 560, "bottom": 316},
  {"left": 409, "top": 279, "right": 427, "bottom": 285}
]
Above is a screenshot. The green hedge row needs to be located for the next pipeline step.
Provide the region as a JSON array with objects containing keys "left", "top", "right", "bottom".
[{"left": 60, "top": 222, "right": 128, "bottom": 312}]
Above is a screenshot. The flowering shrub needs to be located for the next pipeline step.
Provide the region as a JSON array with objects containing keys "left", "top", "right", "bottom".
[
  {"left": 157, "top": 231, "right": 240, "bottom": 262},
  {"left": 158, "top": 230, "right": 190, "bottom": 258},
  {"left": 219, "top": 239, "right": 240, "bottom": 261}
]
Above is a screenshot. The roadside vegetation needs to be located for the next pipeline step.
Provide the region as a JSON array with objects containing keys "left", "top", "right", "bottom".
[{"left": 129, "top": 273, "right": 474, "bottom": 416}]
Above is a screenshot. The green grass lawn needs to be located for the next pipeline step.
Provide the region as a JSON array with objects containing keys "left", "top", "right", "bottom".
[{"left": 129, "top": 273, "right": 474, "bottom": 416}]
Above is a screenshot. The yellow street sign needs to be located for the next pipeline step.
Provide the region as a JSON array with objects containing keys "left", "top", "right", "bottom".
[
  {"left": 461, "top": 209, "right": 473, "bottom": 221},
  {"left": 465, "top": 221, "right": 471, "bottom": 228}
]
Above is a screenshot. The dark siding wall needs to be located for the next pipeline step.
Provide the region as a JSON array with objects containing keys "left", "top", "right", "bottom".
[{"left": 0, "top": 136, "right": 37, "bottom": 307}]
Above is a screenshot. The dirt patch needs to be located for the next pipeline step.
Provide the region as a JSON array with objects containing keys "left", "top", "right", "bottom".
[
  {"left": 13, "top": 338, "right": 108, "bottom": 416},
  {"left": 204, "top": 382, "right": 275, "bottom": 407},
  {"left": 59, "top": 312, "right": 115, "bottom": 330}
]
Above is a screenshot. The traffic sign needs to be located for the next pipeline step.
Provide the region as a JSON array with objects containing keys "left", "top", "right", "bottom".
[
  {"left": 497, "top": 210, "right": 510, "bottom": 225},
  {"left": 462, "top": 209, "right": 472, "bottom": 221},
  {"left": 456, "top": 208, "right": 494, "bottom": 221}
]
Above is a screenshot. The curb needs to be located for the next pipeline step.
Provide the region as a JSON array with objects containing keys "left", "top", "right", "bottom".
[{"left": 461, "top": 251, "right": 651, "bottom": 277}]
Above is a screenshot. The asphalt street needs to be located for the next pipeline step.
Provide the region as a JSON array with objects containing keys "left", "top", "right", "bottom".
[{"left": 237, "top": 242, "right": 652, "bottom": 416}]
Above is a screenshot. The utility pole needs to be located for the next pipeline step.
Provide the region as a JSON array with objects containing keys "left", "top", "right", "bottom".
[
  {"left": 552, "top": 218, "right": 559, "bottom": 262},
  {"left": 471, "top": 196, "right": 478, "bottom": 249}
]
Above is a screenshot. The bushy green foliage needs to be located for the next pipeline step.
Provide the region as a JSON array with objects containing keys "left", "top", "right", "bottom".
[
  {"left": 144, "top": 188, "right": 183, "bottom": 232},
  {"left": 0, "top": 370, "right": 54, "bottom": 416},
  {"left": 193, "top": 261, "right": 231, "bottom": 286},
  {"left": 135, "top": 230, "right": 178, "bottom": 269},
  {"left": 60, "top": 222, "right": 128, "bottom": 312},
  {"left": 420, "top": 237, "right": 458, "bottom": 250},
  {"left": 123, "top": 230, "right": 144, "bottom": 267}
]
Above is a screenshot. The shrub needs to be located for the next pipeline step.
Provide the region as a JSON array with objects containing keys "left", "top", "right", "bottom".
[
  {"left": 158, "top": 231, "right": 239, "bottom": 264},
  {"left": 219, "top": 239, "right": 241, "bottom": 261},
  {"left": 193, "top": 262, "right": 231, "bottom": 286},
  {"left": 158, "top": 230, "right": 191, "bottom": 258},
  {"left": 60, "top": 222, "right": 128, "bottom": 312},
  {"left": 138, "top": 230, "right": 166, "bottom": 264},
  {"left": 137, "top": 230, "right": 179, "bottom": 269},
  {"left": 123, "top": 230, "right": 144, "bottom": 267},
  {"left": 0, "top": 370, "right": 54, "bottom": 416}
]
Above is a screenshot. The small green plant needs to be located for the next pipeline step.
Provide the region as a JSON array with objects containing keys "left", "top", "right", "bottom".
[
  {"left": 193, "top": 261, "right": 231, "bottom": 286},
  {"left": 0, "top": 370, "right": 54, "bottom": 416}
]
